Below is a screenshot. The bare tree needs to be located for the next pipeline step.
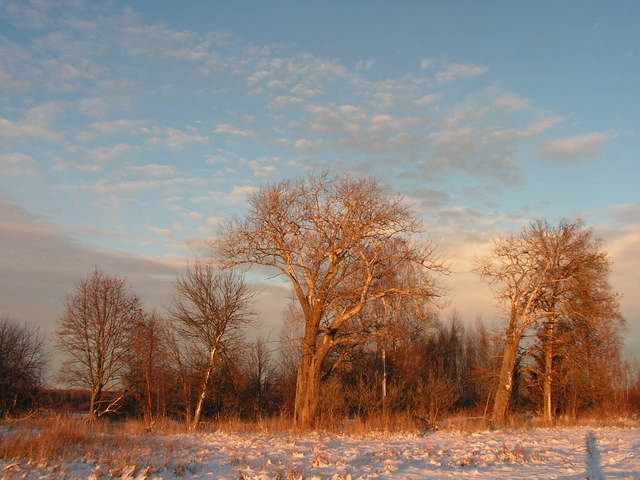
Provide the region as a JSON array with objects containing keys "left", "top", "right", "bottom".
[
  {"left": 244, "top": 338, "right": 274, "bottom": 417},
  {"left": 126, "top": 311, "right": 168, "bottom": 427},
  {"left": 531, "top": 221, "right": 621, "bottom": 424},
  {"left": 476, "top": 219, "right": 623, "bottom": 425},
  {"left": 219, "top": 173, "right": 444, "bottom": 427},
  {"left": 0, "top": 316, "right": 45, "bottom": 417},
  {"left": 171, "top": 263, "right": 253, "bottom": 430},
  {"left": 57, "top": 270, "right": 143, "bottom": 418}
]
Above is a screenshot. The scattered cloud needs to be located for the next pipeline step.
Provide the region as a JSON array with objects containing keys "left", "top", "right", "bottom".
[
  {"left": 436, "top": 62, "right": 487, "bottom": 83},
  {"left": 355, "top": 59, "right": 376, "bottom": 71},
  {"left": 249, "top": 158, "right": 279, "bottom": 178},
  {"left": 214, "top": 123, "right": 256, "bottom": 138},
  {"left": 230, "top": 185, "right": 259, "bottom": 199},
  {"left": 148, "top": 127, "right": 209, "bottom": 148},
  {"left": 0, "top": 102, "right": 64, "bottom": 144},
  {"left": 269, "top": 96, "right": 303, "bottom": 109},
  {"left": 610, "top": 203, "right": 640, "bottom": 225},
  {"left": 77, "top": 97, "right": 108, "bottom": 118},
  {"left": 0, "top": 152, "right": 37, "bottom": 176},
  {"left": 419, "top": 58, "right": 435, "bottom": 70},
  {"left": 541, "top": 131, "right": 612, "bottom": 161},
  {"left": 127, "top": 164, "right": 177, "bottom": 177},
  {"left": 415, "top": 94, "right": 439, "bottom": 106}
]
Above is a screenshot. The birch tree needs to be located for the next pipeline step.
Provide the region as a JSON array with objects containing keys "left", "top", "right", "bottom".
[
  {"left": 218, "top": 173, "right": 444, "bottom": 427},
  {"left": 171, "top": 264, "right": 253, "bottom": 430},
  {"left": 57, "top": 270, "right": 143, "bottom": 418}
]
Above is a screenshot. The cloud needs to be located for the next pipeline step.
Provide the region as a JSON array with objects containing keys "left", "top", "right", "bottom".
[
  {"left": 355, "top": 59, "right": 376, "bottom": 71},
  {"left": 0, "top": 197, "right": 178, "bottom": 357},
  {"left": 77, "top": 97, "right": 109, "bottom": 118},
  {"left": 428, "top": 127, "right": 522, "bottom": 183},
  {"left": 214, "top": 123, "right": 256, "bottom": 138},
  {"left": 436, "top": 62, "right": 487, "bottom": 83},
  {"left": 419, "top": 58, "right": 435, "bottom": 70},
  {"left": 58, "top": 143, "right": 133, "bottom": 170},
  {"left": 0, "top": 152, "right": 37, "bottom": 176},
  {"left": 610, "top": 203, "right": 640, "bottom": 225},
  {"left": 249, "top": 158, "right": 279, "bottom": 178},
  {"left": 0, "top": 102, "right": 64, "bottom": 144},
  {"left": 230, "top": 185, "right": 259, "bottom": 199},
  {"left": 148, "top": 127, "right": 209, "bottom": 148},
  {"left": 415, "top": 94, "right": 439, "bottom": 106},
  {"left": 493, "top": 93, "right": 530, "bottom": 111},
  {"left": 67, "top": 176, "right": 205, "bottom": 195},
  {"left": 304, "top": 104, "right": 426, "bottom": 153},
  {"left": 540, "top": 131, "right": 612, "bottom": 161},
  {"left": 77, "top": 120, "right": 148, "bottom": 142},
  {"left": 269, "top": 96, "right": 303, "bottom": 109},
  {"left": 127, "top": 164, "right": 177, "bottom": 177}
]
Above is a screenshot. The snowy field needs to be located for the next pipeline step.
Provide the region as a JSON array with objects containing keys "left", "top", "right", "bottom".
[{"left": 2, "top": 426, "right": 639, "bottom": 479}]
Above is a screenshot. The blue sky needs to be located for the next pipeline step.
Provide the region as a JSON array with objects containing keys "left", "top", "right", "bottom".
[{"left": 1, "top": 1, "right": 639, "bottom": 355}]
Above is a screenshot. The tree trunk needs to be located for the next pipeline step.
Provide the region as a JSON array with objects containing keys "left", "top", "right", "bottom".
[
  {"left": 491, "top": 318, "right": 521, "bottom": 426},
  {"left": 382, "top": 345, "right": 387, "bottom": 420},
  {"left": 543, "top": 322, "right": 554, "bottom": 425},
  {"left": 293, "top": 351, "right": 322, "bottom": 428},
  {"left": 190, "top": 346, "right": 217, "bottom": 431},
  {"left": 89, "top": 385, "right": 103, "bottom": 418}
]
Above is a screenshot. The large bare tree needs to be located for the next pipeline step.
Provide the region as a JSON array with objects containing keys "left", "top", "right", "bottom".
[
  {"left": 218, "top": 173, "right": 444, "bottom": 427},
  {"left": 57, "top": 270, "right": 143, "bottom": 417},
  {"left": 171, "top": 263, "right": 253, "bottom": 430}
]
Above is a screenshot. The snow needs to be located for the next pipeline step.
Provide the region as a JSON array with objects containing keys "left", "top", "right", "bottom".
[{"left": 2, "top": 426, "right": 639, "bottom": 479}]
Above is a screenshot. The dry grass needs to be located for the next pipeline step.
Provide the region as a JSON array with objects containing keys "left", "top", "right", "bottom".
[
  {"left": 0, "top": 415, "right": 183, "bottom": 465},
  {"left": 1, "top": 410, "right": 637, "bottom": 465}
]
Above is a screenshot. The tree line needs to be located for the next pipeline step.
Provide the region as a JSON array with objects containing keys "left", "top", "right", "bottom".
[{"left": 1, "top": 173, "right": 637, "bottom": 428}]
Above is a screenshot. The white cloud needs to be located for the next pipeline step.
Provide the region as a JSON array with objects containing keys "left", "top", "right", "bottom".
[
  {"left": 436, "top": 62, "right": 487, "bottom": 83},
  {"left": 541, "top": 132, "right": 612, "bottom": 161},
  {"left": 214, "top": 123, "right": 256, "bottom": 138},
  {"left": 0, "top": 152, "right": 37, "bottom": 176}
]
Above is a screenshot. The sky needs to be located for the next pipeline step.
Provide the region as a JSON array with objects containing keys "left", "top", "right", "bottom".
[{"left": 1, "top": 0, "right": 639, "bottom": 369}]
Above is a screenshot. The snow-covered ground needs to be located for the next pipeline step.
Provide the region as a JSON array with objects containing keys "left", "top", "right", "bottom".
[{"left": 2, "top": 426, "right": 639, "bottom": 479}]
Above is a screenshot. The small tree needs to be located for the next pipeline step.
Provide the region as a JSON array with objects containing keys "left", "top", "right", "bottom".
[
  {"left": 171, "top": 263, "right": 253, "bottom": 430},
  {"left": 0, "top": 316, "right": 45, "bottom": 417},
  {"left": 126, "top": 312, "right": 169, "bottom": 427},
  {"left": 219, "top": 173, "right": 444, "bottom": 427},
  {"left": 57, "top": 270, "right": 143, "bottom": 418}
]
